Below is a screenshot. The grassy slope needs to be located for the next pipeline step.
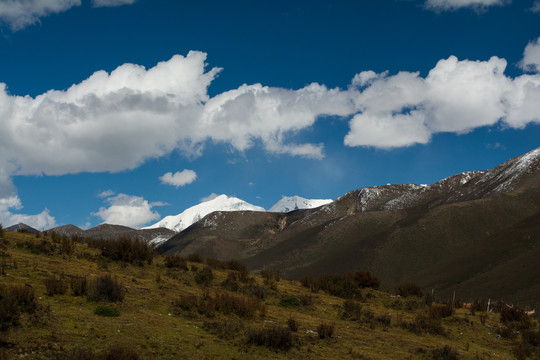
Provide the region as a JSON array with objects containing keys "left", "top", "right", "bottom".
[{"left": 0, "top": 230, "right": 531, "bottom": 359}]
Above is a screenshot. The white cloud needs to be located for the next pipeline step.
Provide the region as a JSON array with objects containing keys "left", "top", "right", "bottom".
[
  {"left": 0, "top": 195, "right": 56, "bottom": 230},
  {"left": 98, "top": 189, "right": 115, "bottom": 198},
  {"left": 92, "top": 193, "right": 162, "bottom": 228},
  {"left": 201, "top": 193, "right": 219, "bottom": 202},
  {"left": 92, "top": 0, "right": 136, "bottom": 7},
  {"left": 159, "top": 169, "right": 197, "bottom": 188},
  {"left": 0, "top": 0, "right": 81, "bottom": 31},
  {"left": 0, "top": 51, "right": 354, "bottom": 198},
  {"left": 425, "top": 0, "right": 508, "bottom": 11},
  {"left": 520, "top": 37, "right": 540, "bottom": 73},
  {"left": 531, "top": 1, "right": 540, "bottom": 12}
]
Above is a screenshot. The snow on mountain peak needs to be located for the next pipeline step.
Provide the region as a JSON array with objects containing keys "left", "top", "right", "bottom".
[
  {"left": 142, "top": 194, "right": 265, "bottom": 232},
  {"left": 269, "top": 195, "right": 333, "bottom": 213}
]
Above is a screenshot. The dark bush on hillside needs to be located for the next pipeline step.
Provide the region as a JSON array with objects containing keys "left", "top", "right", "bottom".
[
  {"left": 221, "top": 272, "right": 240, "bottom": 292},
  {"left": 164, "top": 254, "right": 188, "bottom": 269},
  {"left": 246, "top": 326, "right": 293, "bottom": 351},
  {"left": 70, "top": 276, "right": 87, "bottom": 296},
  {"left": 376, "top": 314, "right": 392, "bottom": 327},
  {"left": 522, "top": 330, "right": 540, "bottom": 347},
  {"left": 100, "top": 344, "right": 140, "bottom": 360},
  {"left": 187, "top": 253, "right": 203, "bottom": 263},
  {"left": 0, "top": 284, "right": 37, "bottom": 331},
  {"left": 430, "top": 345, "right": 459, "bottom": 360},
  {"left": 44, "top": 276, "right": 68, "bottom": 296},
  {"left": 194, "top": 266, "right": 214, "bottom": 286},
  {"left": 171, "top": 295, "right": 199, "bottom": 313},
  {"left": 203, "top": 319, "right": 244, "bottom": 339},
  {"left": 87, "top": 236, "right": 153, "bottom": 266},
  {"left": 60, "top": 237, "right": 74, "bottom": 255},
  {"left": 401, "top": 314, "right": 445, "bottom": 335},
  {"left": 94, "top": 304, "right": 120, "bottom": 317},
  {"left": 471, "top": 298, "right": 488, "bottom": 312},
  {"left": 317, "top": 322, "right": 334, "bottom": 339},
  {"left": 287, "top": 316, "right": 299, "bottom": 332},
  {"left": 241, "top": 284, "right": 266, "bottom": 300},
  {"left": 279, "top": 295, "right": 300, "bottom": 307},
  {"left": 342, "top": 299, "right": 362, "bottom": 321},
  {"left": 88, "top": 275, "right": 124, "bottom": 302},
  {"left": 0, "top": 224, "right": 3, "bottom": 238},
  {"left": 500, "top": 306, "right": 529, "bottom": 326},
  {"left": 429, "top": 304, "right": 454, "bottom": 320},
  {"left": 55, "top": 344, "right": 139, "bottom": 360},
  {"left": 353, "top": 270, "right": 380, "bottom": 289},
  {"left": 301, "top": 271, "right": 379, "bottom": 299},
  {"left": 212, "top": 292, "right": 262, "bottom": 318},
  {"left": 396, "top": 282, "right": 423, "bottom": 298}
]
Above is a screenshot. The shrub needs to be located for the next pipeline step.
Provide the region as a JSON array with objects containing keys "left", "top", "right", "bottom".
[
  {"left": 0, "top": 224, "right": 3, "bottom": 238},
  {"left": 353, "top": 270, "right": 380, "bottom": 289},
  {"left": 203, "top": 319, "right": 244, "bottom": 339},
  {"left": 402, "top": 314, "right": 445, "bottom": 335},
  {"left": 87, "top": 236, "right": 153, "bottom": 265},
  {"left": 187, "top": 253, "right": 203, "bottom": 263},
  {"left": 194, "top": 266, "right": 214, "bottom": 286},
  {"left": 521, "top": 330, "right": 540, "bottom": 347},
  {"left": 212, "top": 292, "right": 262, "bottom": 318},
  {"left": 298, "top": 294, "right": 314, "bottom": 307},
  {"left": 376, "top": 314, "right": 392, "bottom": 327},
  {"left": 317, "top": 322, "right": 334, "bottom": 339},
  {"left": 287, "top": 316, "right": 299, "bottom": 332},
  {"left": 241, "top": 284, "right": 266, "bottom": 300},
  {"left": 342, "top": 299, "right": 362, "bottom": 321},
  {"left": 0, "top": 284, "right": 37, "bottom": 331},
  {"left": 88, "top": 274, "right": 124, "bottom": 302},
  {"left": 431, "top": 345, "right": 459, "bottom": 360},
  {"left": 171, "top": 295, "right": 199, "bottom": 313},
  {"left": 60, "top": 237, "right": 74, "bottom": 255},
  {"left": 221, "top": 272, "right": 240, "bottom": 292},
  {"left": 500, "top": 307, "right": 530, "bottom": 328},
  {"left": 70, "top": 276, "right": 87, "bottom": 296},
  {"left": 396, "top": 283, "right": 423, "bottom": 298},
  {"left": 164, "top": 254, "right": 188, "bottom": 269},
  {"left": 246, "top": 326, "right": 293, "bottom": 351},
  {"left": 44, "top": 276, "right": 68, "bottom": 296},
  {"left": 429, "top": 304, "right": 453, "bottom": 320},
  {"left": 94, "top": 304, "right": 120, "bottom": 317},
  {"left": 100, "top": 344, "right": 140, "bottom": 360},
  {"left": 279, "top": 295, "right": 300, "bottom": 307}
]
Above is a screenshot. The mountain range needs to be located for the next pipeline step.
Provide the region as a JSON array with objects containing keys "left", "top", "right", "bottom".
[{"left": 160, "top": 147, "right": 540, "bottom": 304}]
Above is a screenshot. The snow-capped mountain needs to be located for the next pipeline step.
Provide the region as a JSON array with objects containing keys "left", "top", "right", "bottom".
[
  {"left": 143, "top": 194, "right": 265, "bottom": 233},
  {"left": 269, "top": 195, "right": 333, "bottom": 213}
]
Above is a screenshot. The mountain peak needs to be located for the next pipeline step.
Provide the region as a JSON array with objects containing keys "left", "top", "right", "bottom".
[
  {"left": 269, "top": 195, "right": 333, "bottom": 213},
  {"left": 143, "top": 194, "right": 265, "bottom": 232}
]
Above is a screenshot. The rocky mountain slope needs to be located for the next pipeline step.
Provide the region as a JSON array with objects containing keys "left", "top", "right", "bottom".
[{"left": 161, "top": 147, "right": 540, "bottom": 303}]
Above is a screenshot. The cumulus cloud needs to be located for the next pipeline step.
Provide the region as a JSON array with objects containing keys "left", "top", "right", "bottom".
[
  {"left": 92, "top": 193, "right": 162, "bottom": 228},
  {"left": 92, "top": 0, "right": 136, "bottom": 7},
  {"left": 0, "top": 195, "right": 56, "bottom": 230},
  {"left": 159, "top": 169, "right": 197, "bottom": 188},
  {"left": 520, "top": 37, "right": 540, "bottom": 73},
  {"left": 0, "top": 0, "right": 81, "bottom": 31},
  {"left": 98, "top": 189, "right": 115, "bottom": 198},
  {"left": 0, "top": 51, "right": 353, "bottom": 200},
  {"left": 425, "top": 0, "right": 508, "bottom": 11},
  {"left": 345, "top": 54, "right": 540, "bottom": 148},
  {"left": 531, "top": 1, "right": 540, "bottom": 12}
]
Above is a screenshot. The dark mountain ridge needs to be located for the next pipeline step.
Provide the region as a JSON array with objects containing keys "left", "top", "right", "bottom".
[{"left": 162, "top": 147, "right": 540, "bottom": 304}]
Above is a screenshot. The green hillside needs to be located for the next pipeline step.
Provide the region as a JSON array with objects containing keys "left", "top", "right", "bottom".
[{"left": 1, "top": 228, "right": 539, "bottom": 359}]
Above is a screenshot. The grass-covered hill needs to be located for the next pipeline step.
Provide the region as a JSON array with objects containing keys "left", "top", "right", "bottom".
[{"left": 1, "top": 228, "right": 539, "bottom": 359}]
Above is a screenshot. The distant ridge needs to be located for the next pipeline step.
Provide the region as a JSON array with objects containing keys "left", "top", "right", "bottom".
[
  {"left": 5, "top": 223, "right": 39, "bottom": 234},
  {"left": 161, "top": 146, "right": 540, "bottom": 303}
]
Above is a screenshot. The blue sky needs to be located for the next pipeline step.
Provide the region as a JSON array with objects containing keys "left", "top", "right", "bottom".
[{"left": 1, "top": 0, "right": 539, "bottom": 230}]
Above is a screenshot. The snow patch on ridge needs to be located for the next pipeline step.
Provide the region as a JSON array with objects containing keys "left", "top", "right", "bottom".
[{"left": 269, "top": 195, "right": 333, "bottom": 213}]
